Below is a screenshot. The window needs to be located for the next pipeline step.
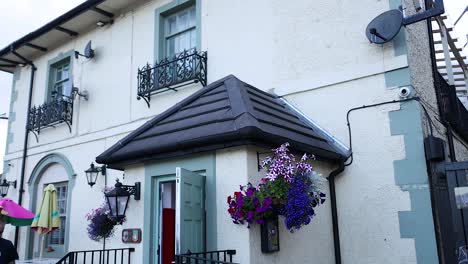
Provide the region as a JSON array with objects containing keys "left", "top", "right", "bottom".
[
  {"left": 49, "top": 183, "right": 67, "bottom": 245},
  {"left": 48, "top": 58, "right": 71, "bottom": 101},
  {"left": 164, "top": 5, "right": 197, "bottom": 58}
]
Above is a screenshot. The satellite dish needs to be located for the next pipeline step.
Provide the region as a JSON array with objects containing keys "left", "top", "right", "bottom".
[
  {"left": 84, "top": 41, "right": 95, "bottom": 59},
  {"left": 366, "top": 9, "right": 403, "bottom": 44},
  {"left": 75, "top": 40, "right": 95, "bottom": 59}
]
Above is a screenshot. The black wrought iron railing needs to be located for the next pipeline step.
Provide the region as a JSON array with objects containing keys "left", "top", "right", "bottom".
[
  {"left": 434, "top": 72, "right": 468, "bottom": 141},
  {"left": 27, "top": 97, "right": 73, "bottom": 135},
  {"left": 174, "top": 250, "right": 238, "bottom": 264},
  {"left": 137, "top": 49, "right": 207, "bottom": 107},
  {"left": 56, "top": 248, "right": 135, "bottom": 264}
]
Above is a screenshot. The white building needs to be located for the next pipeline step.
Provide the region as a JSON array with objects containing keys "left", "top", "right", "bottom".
[{"left": 1, "top": 0, "right": 468, "bottom": 263}]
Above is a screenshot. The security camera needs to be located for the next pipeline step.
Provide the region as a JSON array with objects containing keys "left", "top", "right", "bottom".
[{"left": 399, "top": 86, "right": 412, "bottom": 98}]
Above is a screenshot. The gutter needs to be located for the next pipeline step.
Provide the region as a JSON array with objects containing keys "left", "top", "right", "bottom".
[
  {"left": 14, "top": 62, "right": 36, "bottom": 248},
  {"left": 0, "top": 0, "right": 106, "bottom": 58},
  {"left": 328, "top": 161, "right": 345, "bottom": 264}
]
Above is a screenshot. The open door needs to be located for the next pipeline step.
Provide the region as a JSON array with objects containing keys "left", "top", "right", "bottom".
[{"left": 175, "top": 167, "right": 206, "bottom": 255}]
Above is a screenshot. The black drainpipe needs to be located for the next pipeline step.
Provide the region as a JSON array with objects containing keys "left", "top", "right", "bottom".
[
  {"left": 329, "top": 161, "right": 345, "bottom": 264},
  {"left": 14, "top": 63, "right": 36, "bottom": 248}
]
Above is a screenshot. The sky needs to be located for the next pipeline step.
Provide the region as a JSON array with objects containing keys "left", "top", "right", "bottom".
[
  {"left": 0, "top": 0, "right": 467, "bottom": 173},
  {"left": 0, "top": 0, "right": 85, "bottom": 173}
]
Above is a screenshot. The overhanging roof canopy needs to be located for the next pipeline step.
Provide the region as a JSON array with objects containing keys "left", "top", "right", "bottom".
[
  {"left": 0, "top": 0, "right": 145, "bottom": 73},
  {"left": 96, "top": 75, "right": 350, "bottom": 170}
]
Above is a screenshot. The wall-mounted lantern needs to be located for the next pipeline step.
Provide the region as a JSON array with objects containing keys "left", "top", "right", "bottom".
[
  {"left": 85, "top": 163, "right": 106, "bottom": 187},
  {"left": 0, "top": 179, "right": 17, "bottom": 198},
  {"left": 105, "top": 179, "right": 141, "bottom": 222}
]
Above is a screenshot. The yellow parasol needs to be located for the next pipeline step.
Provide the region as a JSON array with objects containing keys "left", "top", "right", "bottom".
[{"left": 31, "top": 184, "right": 61, "bottom": 258}]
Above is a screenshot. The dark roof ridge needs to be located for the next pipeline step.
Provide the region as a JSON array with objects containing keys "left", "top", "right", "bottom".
[
  {"left": 96, "top": 75, "right": 237, "bottom": 160},
  {"left": 96, "top": 74, "right": 349, "bottom": 168}
]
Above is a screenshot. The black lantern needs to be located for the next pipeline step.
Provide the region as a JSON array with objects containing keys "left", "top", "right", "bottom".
[
  {"left": 0, "top": 179, "right": 17, "bottom": 198},
  {"left": 85, "top": 163, "right": 106, "bottom": 187},
  {"left": 105, "top": 179, "right": 141, "bottom": 222}
]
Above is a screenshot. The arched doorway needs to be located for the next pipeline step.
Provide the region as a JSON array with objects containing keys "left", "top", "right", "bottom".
[{"left": 25, "top": 153, "right": 76, "bottom": 259}]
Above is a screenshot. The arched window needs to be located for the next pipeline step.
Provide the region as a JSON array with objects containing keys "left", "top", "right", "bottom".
[{"left": 26, "top": 153, "right": 76, "bottom": 259}]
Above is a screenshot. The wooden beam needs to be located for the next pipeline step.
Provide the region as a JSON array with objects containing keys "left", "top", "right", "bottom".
[
  {"left": 434, "top": 39, "right": 457, "bottom": 44},
  {"left": 435, "top": 48, "right": 462, "bottom": 54},
  {"left": 24, "top": 43, "right": 48, "bottom": 52},
  {"left": 437, "top": 56, "right": 467, "bottom": 62},
  {"left": 0, "top": 64, "right": 17, "bottom": 68},
  {"left": 440, "top": 72, "right": 464, "bottom": 76},
  {"left": 437, "top": 65, "right": 466, "bottom": 69},
  {"left": 55, "top": 26, "right": 78, "bottom": 37},
  {"left": 432, "top": 15, "right": 447, "bottom": 20},
  {"left": 0, "top": 57, "right": 21, "bottom": 65},
  {"left": 433, "top": 28, "right": 453, "bottom": 33},
  {"left": 92, "top": 7, "right": 114, "bottom": 18}
]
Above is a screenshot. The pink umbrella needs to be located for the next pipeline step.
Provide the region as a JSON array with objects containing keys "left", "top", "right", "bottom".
[{"left": 0, "top": 198, "right": 35, "bottom": 226}]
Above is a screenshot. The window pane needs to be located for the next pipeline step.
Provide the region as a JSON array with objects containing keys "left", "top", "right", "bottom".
[
  {"left": 189, "top": 7, "right": 196, "bottom": 27},
  {"left": 49, "top": 183, "right": 67, "bottom": 246},
  {"left": 56, "top": 69, "right": 62, "bottom": 82},
  {"left": 167, "top": 16, "right": 177, "bottom": 36},
  {"left": 178, "top": 10, "right": 189, "bottom": 32},
  {"left": 180, "top": 32, "right": 189, "bottom": 52},
  {"left": 167, "top": 37, "right": 175, "bottom": 58},
  {"left": 62, "top": 65, "right": 69, "bottom": 80},
  {"left": 190, "top": 29, "right": 196, "bottom": 50},
  {"left": 164, "top": 5, "right": 197, "bottom": 57}
]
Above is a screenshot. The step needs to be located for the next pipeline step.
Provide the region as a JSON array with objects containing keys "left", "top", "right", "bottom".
[
  {"left": 434, "top": 39, "right": 458, "bottom": 44},
  {"left": 433, "top": 28, "right": 454, "bottom": 33},
  {"left": 440, "top": 71, "right": 464, "bottom": 76},
  {"left": 435, "top": 48, "right": 463, "bottom": 54},
  {"left": 436, "top": 57, "right": 467, "bottom": 62}
]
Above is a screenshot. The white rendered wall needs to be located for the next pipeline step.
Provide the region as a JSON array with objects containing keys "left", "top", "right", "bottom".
[{"left": 2, "top": 0, "right": 419, "bottom": 262}]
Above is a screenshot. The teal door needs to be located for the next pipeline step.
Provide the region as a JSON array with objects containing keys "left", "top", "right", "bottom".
[{"left": 175, "top": 167, "right": 206, "bottom": 255}]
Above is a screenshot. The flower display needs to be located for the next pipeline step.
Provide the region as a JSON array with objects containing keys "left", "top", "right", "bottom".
[
  {"left": 227, "top": 143, "right": 326, "bottom": 232},
  {"left": 86, "top": 189, "right": 125, "bottom": 241}
]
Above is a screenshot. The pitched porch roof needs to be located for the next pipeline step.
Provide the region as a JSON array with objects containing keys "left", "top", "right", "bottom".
[{"left": 96, "top": 75, "right": 350, "bottom": 169}]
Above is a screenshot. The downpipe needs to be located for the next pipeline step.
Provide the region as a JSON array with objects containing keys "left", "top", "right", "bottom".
[
  {"left": 329, "top": 161, "right": 345, "bottom": 264},
  {"left": 14, "top": 63, "right": 36, "bottom": 248}
]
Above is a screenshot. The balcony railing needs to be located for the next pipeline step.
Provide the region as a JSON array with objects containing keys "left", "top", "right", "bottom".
[
  {"left": 27, "top": 97, "right": 73, "bottom": 136},
  {"left": 137, "top": 49, "right": 207, "bottom": 107},
  {"left": 174, "top": 249, "right": 238, "bottom": 264},
  {"left": 56, "top": 248, "right": 135, "bottom": 264}
]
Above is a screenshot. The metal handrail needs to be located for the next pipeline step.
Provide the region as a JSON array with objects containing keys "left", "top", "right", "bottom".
[
  {"left": 27, "top": 97, "right": 73, "bottom": 135},
  {"left": 175, "top": 249, "right": 238, "bottom": 264},
  {"left": 56, "top": 247, "right": 135, "bottom": 264},
  {"left": 137, "top": 49, "right": 207, "bottom": 107}
]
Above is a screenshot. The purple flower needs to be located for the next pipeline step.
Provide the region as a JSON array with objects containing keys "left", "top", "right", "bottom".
[
  {"left": 247, "top": 211, "right": 254, "bottom": 222},
  {"left": 253, "top": 198, "right": 259, "bottom": 205},
  {"left": 246, "top": 188, "right": 255, "bottom": 197},
  {"left": 257, "top": 218, "right": 264, "bottom": 225}
]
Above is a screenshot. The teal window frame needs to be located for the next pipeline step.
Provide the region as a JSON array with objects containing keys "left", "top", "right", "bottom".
[
  {"left": 47, "top": 182, "right": 68, "bottom": 246},
  {"left": 154, "top": 0, "right": 201, "bottom": 62},
  {"left": 44, "top": 51, "right": 74, "bottom": 102}
]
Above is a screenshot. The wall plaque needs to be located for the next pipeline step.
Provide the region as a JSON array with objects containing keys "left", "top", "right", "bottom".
[{"left": 122, "top": 228, "right": 142, "bottom": 243}]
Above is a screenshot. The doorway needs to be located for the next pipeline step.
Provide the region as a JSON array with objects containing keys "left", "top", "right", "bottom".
[
  {"left": 153, "top": 168, "right": 206, "bottom": 264},
  {"left": 158, "top": 180, "right": 176, "bottom": 264}
]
